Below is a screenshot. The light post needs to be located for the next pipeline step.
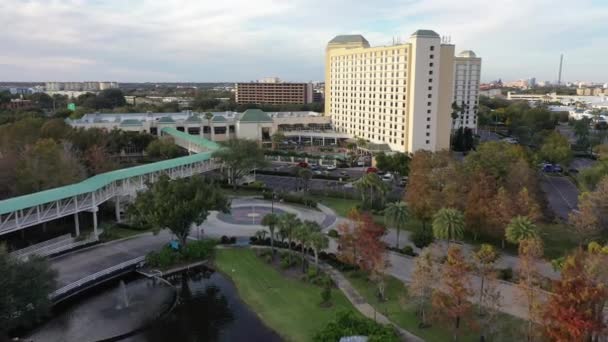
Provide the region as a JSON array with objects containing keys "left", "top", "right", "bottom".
[{"left": 271, "top": 190, "right": 276, "bottom": 213}]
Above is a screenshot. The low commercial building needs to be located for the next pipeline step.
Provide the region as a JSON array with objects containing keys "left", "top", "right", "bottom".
[
  {"left": 68, "top": 109, "right": 343, "bottom": 145},
  {"left": 235, "top": 81, "right": 313, "bottom": 105}
]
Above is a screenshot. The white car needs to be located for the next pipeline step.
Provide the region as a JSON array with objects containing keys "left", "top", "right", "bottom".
[
  {"left": 382, "top": 173, "right": 394, "bottom": 182},
  {"left": 326, "top": 165, "right": 337, "bottom": 171}
]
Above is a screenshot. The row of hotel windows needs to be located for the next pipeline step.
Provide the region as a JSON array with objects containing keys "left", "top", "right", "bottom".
[{"left": 331, "top": 49, "right": 407, "bottom": 60}]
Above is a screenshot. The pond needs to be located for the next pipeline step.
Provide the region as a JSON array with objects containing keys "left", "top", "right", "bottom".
[{"left": 26, "top": 268, "right": 282, "bottom": 342}]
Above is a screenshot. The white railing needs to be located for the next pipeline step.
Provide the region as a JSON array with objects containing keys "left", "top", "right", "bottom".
[
  {"left": 51, "top": 255, "right": 146, "bottom": 300},
  {"left": 17, "top": 235, "right": 99, "bottom": 261},
  {"left": 10, "top": 234, "right": 72, "bottom": 258}
]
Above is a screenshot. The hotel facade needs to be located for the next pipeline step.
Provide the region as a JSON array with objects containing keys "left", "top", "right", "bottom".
[{"left": 325, "top": 30, "right": 481, "bottom": 153}]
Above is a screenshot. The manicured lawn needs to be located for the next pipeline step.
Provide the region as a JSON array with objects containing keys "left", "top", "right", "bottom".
[
  {"left": 318, "top": 196, "right": 359, "bottom": 217},
  {"left": 345, "top": 272, "right": 526, "bottom": 342},
  {"left": 214, "top": 248, "right": 359, "bottom": 342},
  {"left": 539, "top": 222, "right": 582, "bottom": 259}
]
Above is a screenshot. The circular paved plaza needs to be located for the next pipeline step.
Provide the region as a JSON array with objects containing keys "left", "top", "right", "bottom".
[{"left": 217, "top": 205, "right": 287, "bottom": 225}]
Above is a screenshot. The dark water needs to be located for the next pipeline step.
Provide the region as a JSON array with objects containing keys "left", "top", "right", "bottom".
[
  {"left": 27, "top": 269, "right": 282, "bottom": 342},
  {"left": 129, "top": 269, "right": 283, "bottom": 342}
]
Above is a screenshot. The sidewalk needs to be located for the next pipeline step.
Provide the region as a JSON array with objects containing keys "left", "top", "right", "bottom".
[{"left": 321, "top": 263, "right": 424, "bottom": 342}]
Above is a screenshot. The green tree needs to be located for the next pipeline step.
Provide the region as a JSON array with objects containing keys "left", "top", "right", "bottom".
[
  {"left": 295, "top": 221, "right": 312, "bottom": 272},
  {"left": 375, "top": 152, "right": 411, "bottom": 176},
  {"left": 354, "top": 172, "right": 388, "bottom": 209},
  {"left": 261, "top": 213, "right": 280, "bottom": 257},
  {"left": 145, "top": 137, "right": 183, "bottom": 159},
  {"left": 212, "top": 138, "right": 268, "bottom": 190},
  {"left": 384, "top": 201, "right": 409, "bottom": 249},
  {"left": 308, "top": 230, "right": 329, "bottom": 270},
  {"left": 0, "top": 246, "right": 57, "bottom": 335},
  {"left": 505, "top": 216, "right": 539, "bottom": 245},
  {"left": 128, "top": 175, "right": 230, "bottom": 246},
  {"left": 278, "top": 213, "right": 301, "bottom": 261},
  {"left": 15, "top": 139, "right": 85, "bottom": 195},
  {"left": 204, "top": 112, "right": 214, "bottom": 138},
  {"left": 298, "top": 167, "right": 313, "bottom": 192},
  {"left": 432, "top": 208, "right": 465, "bottom": 247},
  {"left": 271, "top": 132, "right": 285, "bottom": 150},
  {"left": 539, "top": 131, "right": 572, "bottom": 165}
]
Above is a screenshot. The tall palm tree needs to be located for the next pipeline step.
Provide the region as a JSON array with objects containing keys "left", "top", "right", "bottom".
[
  {"left": 355, "top": 173, "right": 388, "bottom": 209},
  {"left": 432, "top": 208, "right": 465, "bottom": 249},
  {"left": 308, "top": 231, "right": 329, "bottom": 271},
  {"left": 278, "top": 213, "right": 300, "bottom": 261},
  {"left": 505, "top": 216, "right": 538, "bottom": 245},
  {"left": 294, "top": 222, "right": 311, "bottom": 272},
  {"left": 204, "top": 112, "right": 214, "bottom": 139},
  {"left": 261, "top": 213, "right": 280, "bottom": 257},
  {"left": 384, "top": 201, "right": 409, "bottom": 250}
]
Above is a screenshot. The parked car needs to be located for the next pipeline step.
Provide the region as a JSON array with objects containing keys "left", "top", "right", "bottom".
[
  {"left": 366, "top": 167, "right": 378, "bottom": 174},
  {"left": 326, "top": 165, "right": 337, "bottom": 171},
  {"left": 377, "top": 170, "right": 387, "bottom": 176},
  {"left": 313, "top": 170, "right": 322, "bottom": 175},
  {"left": 340, "top": 170, "right": 348, "bottom": 176},
  {"left": 297, "top": 162, "right": 309, "bottom": 168},
  {"left": 399, "top": 176, "right": 408, "bottom": 187},
  {"left": 542, "top": 163, "right": 563, "bottom": 173},
  {"left": 382, "top": 173, "right": 394, "bottom": 182}
]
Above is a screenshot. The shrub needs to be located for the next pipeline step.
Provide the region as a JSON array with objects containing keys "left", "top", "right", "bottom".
[
  {"left": 411, "top": 228, "right": 434, "bottom": 248},
  {"left": 498, "top": 267, "right": 513, "bottom": 281},
  {"left": 320, "top": 286, "right": 332, "bottom": 306},
  {"left": 313, "top": 311, "right": 400, "bottom": 342},
  {"left": 264, "top": 254, "right": 273, "bottom": 263},
  {"left": 280, "top": 192, "right": 318, "bottom": 208},
  {"left": 146, "top": 240, "right": 217, "bottom": 268},
  {"left": 220, "top": 235, "right": 230, "bottom": 244},
  {"left": 401, "top": 245, "right": 417, "bottom": 257},
  {"left": 229, "top": 236, "right": 237, "bottom": 244},
  {"left": 327, "top": 229, "right": 339, "bottom": 238},
  {"left": 280, "top": 258, "right": 292, "bottom": 269}
]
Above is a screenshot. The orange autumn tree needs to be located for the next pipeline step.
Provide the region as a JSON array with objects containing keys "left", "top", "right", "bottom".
[
  {"left": 355, "top": 212, "right": 388, "bottom": 300},
  {"left": 432, "top": 245, "right": 474, "bottom": 341},
  {"left": 337, "top": 209, "right": 362, "bottom": 265},
  {"left": 543, "top": 249, "right": 607, "bottom": 341}
]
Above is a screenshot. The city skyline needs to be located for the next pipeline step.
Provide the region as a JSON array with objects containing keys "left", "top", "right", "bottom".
[{"left": 1, "top": 0, "right": 607, "bottom": 83}]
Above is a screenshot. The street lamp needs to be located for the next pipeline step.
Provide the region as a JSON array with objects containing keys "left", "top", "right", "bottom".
[{"left": 271, "top": 190, "right": 276, "bottom": 213}]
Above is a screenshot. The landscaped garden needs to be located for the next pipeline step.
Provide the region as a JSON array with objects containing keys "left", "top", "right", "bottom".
[{"left": 214, "top": 248, "right": 360, "bottom": 341}]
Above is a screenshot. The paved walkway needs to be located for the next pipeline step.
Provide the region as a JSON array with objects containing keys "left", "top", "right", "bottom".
[
  {"left": 48, "top": 196, "right": 543, "bottom": 326},
  {"left": 320, "top": 263, "right": 424, "bottom": 342}
]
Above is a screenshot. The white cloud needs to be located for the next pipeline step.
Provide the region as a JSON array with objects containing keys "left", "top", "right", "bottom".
[{"left": 0, "top": 0, "right": 606, "bottom": 82}]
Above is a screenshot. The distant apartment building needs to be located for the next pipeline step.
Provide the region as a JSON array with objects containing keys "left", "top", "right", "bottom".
[
  {"left": 577, "top": 87, "right": 608, "bottom": 96},
  {"left": 325, "top": 30, "right": 475, "bottom": 153},
  {"left": 453, "top": 50, "right": 482, "bottom": 131},
  {"left": 235, "top": 80, "right": 314, "bottom": 105},
  {"left": 44, "top": 81, "right": 119, "bottom": 92}
]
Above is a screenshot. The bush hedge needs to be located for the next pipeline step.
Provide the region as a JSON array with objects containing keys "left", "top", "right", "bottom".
[
  {"left": 145, "top": 239, "right": 217, "bottom": 268},
  {"left": 411, "top": 228, "right": 434, "bottom": 249}
]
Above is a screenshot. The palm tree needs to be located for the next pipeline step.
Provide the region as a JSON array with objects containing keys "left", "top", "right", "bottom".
[
  {"left": 432, "top": 208, "right": 465, "bottom": 249},
  {"left": 204, "top": 112, "right": 214, "bottom": 139},
  {"left": 294, "top": 222, "right": 311, "bottom": 272},
  {"left": 384, "top": 201, "right": 409, "bottom": 250},
  {"left": 278, "top": 213, "right": 300, "bottom": 261},
  {"left": 298, "top": 167, "right": 313, "bottom": 192},
  {"left": 355, "top": 173, "right": 388, "bottom": 209},
  {"left": 261, "top": 213, "right": 280, "bottom": 257},
  {"left": 505, "top": 216, "right": 538, "bottom": 245},
  {"left": 308, "top": 231, "right": 329, "bottom": 270}
]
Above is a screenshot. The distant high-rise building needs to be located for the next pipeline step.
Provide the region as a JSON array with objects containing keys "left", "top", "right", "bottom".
[
  {"left": 325, "top": 30, "right": 476, "bottom": 153},
  {"left": 453, "top": 50, "right": 482, "bottom": 131},
  {"left": 235, "top": 81, "right": 313, "bottom": 105},
  {"left": 44, "top": 81, "right": 118, "bottom": 92}
]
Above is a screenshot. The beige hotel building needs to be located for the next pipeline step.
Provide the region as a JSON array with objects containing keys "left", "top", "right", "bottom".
[{"left": 325, "top": 30, "right": 481, "bottom": 153}]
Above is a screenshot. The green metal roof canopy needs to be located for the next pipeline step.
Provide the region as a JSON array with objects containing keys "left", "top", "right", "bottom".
[{"left": 0, "top": 129, "right": 219, "bottom": 215}]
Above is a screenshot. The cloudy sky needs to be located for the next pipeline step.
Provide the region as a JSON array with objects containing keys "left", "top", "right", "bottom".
[{"left": 1, "top": 0, "right": 607, "bottom": 83}]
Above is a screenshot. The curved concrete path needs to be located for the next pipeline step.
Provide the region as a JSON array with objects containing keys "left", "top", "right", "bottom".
[{"left": 49, "top": 196, "right": 541, "bottom": 325}]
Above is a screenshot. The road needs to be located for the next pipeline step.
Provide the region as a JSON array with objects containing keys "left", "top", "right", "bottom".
[{"left": 540, "top": 175, "right": 579, "bottom": 220}]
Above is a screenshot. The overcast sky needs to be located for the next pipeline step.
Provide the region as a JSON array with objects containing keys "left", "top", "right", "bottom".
[{"left": 1, "top": 0, "right": 607, "bottom": 83}]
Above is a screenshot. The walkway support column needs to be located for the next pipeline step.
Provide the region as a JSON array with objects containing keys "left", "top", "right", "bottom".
[
  {"left": 92, "top": 207, "right": 98, "bottom": 238},
  {"left": 74, "top": 213, "right": 80, "bottom": 237},
  {"left": 115, "top": 197, "right": 121, "bottom": 223}
]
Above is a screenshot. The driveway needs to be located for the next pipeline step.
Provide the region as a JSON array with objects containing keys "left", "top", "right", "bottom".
[{"left": 540, "top": 175, "right": 579, "bottom": 220}]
